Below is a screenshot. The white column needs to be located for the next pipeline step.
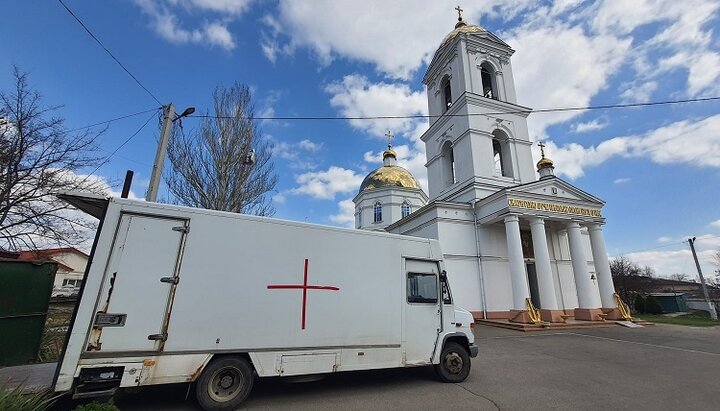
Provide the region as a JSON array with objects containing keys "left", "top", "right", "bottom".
[
  {"left": 529, "top": 217, "right": 558, "bottom": 309},
  {"left": 588, "top": 224, "right": 616, "bottom": 308},
  {"left": 504, "top": 215, "right": 530, "bottom": 310},
  {"left": 566, "top": 222, "right": 600, "bottom": 308}
]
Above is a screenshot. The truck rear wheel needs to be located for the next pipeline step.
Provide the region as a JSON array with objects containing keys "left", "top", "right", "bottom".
[
  {"left": 196, "top": 357, "right": 254, "bottom": 410},
  {"left": 434, "top": 342, "right": 471, "bottom": 383}
]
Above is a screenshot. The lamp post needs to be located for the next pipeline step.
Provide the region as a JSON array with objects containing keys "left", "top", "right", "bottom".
[{"left": 146, "top": 103, "right": 195, "bottom": 202}]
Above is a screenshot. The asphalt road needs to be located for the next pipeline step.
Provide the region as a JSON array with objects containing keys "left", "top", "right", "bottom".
[{"left": 57, "top": 324, "right": 720, "bottom": 410}]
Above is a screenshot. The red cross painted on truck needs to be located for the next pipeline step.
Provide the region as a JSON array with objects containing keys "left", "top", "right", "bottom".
[{"left": 267, "top": 258, "right": 340, "bottom": 330}]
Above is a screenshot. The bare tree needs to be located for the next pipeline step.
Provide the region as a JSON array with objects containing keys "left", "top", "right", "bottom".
[
  {"left": 669, "top": 273, "right": 689, "bottom": 282},
  {"left": 0, "top": 67, "right": 105, "bottom": 250},
  {"left": 610, "top": 256, "right": 654, "bottom": 307},
  {"left": 165, "top": 83, "right": 277, "bottom": 216}
]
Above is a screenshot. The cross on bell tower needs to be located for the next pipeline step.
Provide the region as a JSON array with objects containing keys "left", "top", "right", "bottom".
[{"left": 455, "top": 5, "right": 463, "bottom": 20}]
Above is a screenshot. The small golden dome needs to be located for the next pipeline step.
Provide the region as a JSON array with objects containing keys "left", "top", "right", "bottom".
[
  {"left": 536, "top": 157, "right": 554, "bottom": 170},
  {"left": 383, "top": 147, "right": 397, "bottom": 160},
  {"left": 359, "top": 166, "right": 420, "bottom": 193},
  {"left": 441, "top": 21, "right": 486, "bottom": 46}
]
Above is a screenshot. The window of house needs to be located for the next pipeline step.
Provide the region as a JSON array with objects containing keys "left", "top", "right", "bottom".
[
  {"left": 373, "top": 202, "right": 382, "bottom": 223},
  {"left": 407, "top": 273, "right": 438, "bottom": 303},
  {"left": 442, "top": 76, "right": 452, "bottom": 111},
  {"left": 62, "top": 279, "right": 82, "bottom": 288},
  {"left": 401, "top": 201, "right": 411, "bottom": 218}
]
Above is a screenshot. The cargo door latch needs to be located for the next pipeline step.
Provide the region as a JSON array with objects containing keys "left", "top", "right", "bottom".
[
  {"left": 160, "top": 277, "right": 179, "bottom": 285},
  {"left": 147, "top": 333, "right": 168, "bottom": 341}
]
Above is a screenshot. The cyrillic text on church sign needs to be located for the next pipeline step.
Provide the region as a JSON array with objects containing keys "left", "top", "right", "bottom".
[{"left": 507, "top": 198, "right": 601, "bottom": 217}]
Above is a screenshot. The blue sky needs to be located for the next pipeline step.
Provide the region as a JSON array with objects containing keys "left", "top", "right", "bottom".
[{"left": 2, "top": 0, "right": 720, "bottom": 278}]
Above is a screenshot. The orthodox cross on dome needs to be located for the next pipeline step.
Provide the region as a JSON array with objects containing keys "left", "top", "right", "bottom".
[
  {"left": 538, "top": 141, "right": 546, "bottom": 158},
  {"left": 385, "top": 130, "right": 394, "bottom": 148},
  {"left": 455, "top": 5, "right": 464, "bottom": 20}
]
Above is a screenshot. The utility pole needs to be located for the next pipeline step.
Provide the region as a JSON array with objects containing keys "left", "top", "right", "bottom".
[
  {"left": 146, "top": 103, "right": 174, "bottom": 202},
  {"left": 146, "top": 104, "right": 195, "bottom": 202},
  {"left": 688, "top": 237, "right": 718, "bottom": 320}
]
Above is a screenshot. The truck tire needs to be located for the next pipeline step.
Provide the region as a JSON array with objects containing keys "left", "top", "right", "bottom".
[
  {"left": 434, "top": 342, "right": 471, "bottom": 383},
  {"left": 196, "top": 357, "right": 254, "bottom": 410}
]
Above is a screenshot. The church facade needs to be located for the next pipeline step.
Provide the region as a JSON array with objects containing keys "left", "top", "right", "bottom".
[{"left": 354, "top": 15, "right": 623, "bottom": 323}]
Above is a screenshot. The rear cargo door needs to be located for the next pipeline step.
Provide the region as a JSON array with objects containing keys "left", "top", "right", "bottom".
[
  {"left": 404, "top": 259, "right": 442, "bottom": 365},
  {"left": 94, "top": 213, "right": 187, "bottom": 352}
]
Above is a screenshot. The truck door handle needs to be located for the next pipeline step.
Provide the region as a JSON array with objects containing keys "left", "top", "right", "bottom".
[
  {"left": 160, "top": 277, "right": 179, "bottom": 284},
  {"left": 148, "top": 333, "right": 168, "bottom": 341}
]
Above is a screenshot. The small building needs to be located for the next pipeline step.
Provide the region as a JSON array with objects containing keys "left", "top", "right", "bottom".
[
  {"left": 17, "top": 248, "right": 88, "bottom": 297},
  {"left": 648, "top": 293, "right": 688, "bottom": 313}
]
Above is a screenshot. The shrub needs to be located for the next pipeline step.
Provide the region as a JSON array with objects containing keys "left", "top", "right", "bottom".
[
  {"left": 633, "top": 294, "right": 646, "bottom": 314},
  {"left": 0, "top": 384, "right": 56, "bottom": 411},
  {"left": 645, "top": 295, "right": 664, "bottom": 315},
  {"left": 72, "top": 400, "right": 120, "bottom": 411}
]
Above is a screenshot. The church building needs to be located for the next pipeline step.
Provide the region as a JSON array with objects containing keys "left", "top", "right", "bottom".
[{"left": 353, "top": 12, "right": 624, "bottom": 324}]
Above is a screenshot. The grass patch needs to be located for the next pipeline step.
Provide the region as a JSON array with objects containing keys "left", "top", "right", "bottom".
[
  {"left": 37, "top": 302, "right": 75, "bottom": 363},
  {"left": 637, "top": 311, "right": 720, "bottom": 327},
  {"left": 0, "top": 383, "right": 56, "bottom": 411}
]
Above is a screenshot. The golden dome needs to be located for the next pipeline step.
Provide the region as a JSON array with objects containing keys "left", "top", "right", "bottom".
[
  {"left": 359, "top": 165, "right": 420, "bottom": 193},
  {"left": 536, "top": 157, "right": 554, "bottom": 170},
  {"left": 441, "top": 20, "right": 486, "bottom": 46},
  {"left": 383, "top": 147, "right": 397, "bottom": 160}
]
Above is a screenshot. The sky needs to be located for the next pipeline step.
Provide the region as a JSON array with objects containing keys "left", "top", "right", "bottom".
[{"left": 2, "top": 0, "right": 720, "bottom": 279}]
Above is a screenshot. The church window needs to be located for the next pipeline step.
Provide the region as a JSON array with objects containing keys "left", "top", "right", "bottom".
[
  {"left": 356, "top": 210, "right": 362, "bottom": 228},
  {"left": 441, "top": 76, "right": 452, "bottom": 111},
  {"left": 401, "top": 201, "right": 411, "bottom": 218},
  {"left": 492, "top": 130, "right": 513, "bottom": 178},
  {"left": 480, "top": 63, "right": 498, "bottom": 100},
  {"left": 441, "top": 141, "right": 455, "bottom": 186},
  {"left": 373, "top": 201, "right": 383, "bottom": 223}
]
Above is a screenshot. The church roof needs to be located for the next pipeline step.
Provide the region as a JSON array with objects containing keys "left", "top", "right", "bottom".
[{"left": 358, "top": 145, "right": 421, "bottom": 193}]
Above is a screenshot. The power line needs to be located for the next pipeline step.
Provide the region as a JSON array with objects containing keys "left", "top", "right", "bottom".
[
  {"left": 66, "top": 107, "right": 161, "bottom": 133},
  {"left": 83, "top": 110, "right": 158, "bottom": 179},
  {"left": 611, "top": 241, "right": 687, "bottom": 257},
  {"left": 186, "top": 95, "right": 720, "bottom": 122},
  {"left": 57, "top": 0, "right": 163, "bottom": 106}
]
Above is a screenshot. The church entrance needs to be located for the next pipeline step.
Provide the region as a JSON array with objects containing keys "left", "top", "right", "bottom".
[
  {"left": 526, "top": 263, "right": 540, "bottom": 308},
  {"left": 520, "top": 230, "right": 540, "bottom": 308}
]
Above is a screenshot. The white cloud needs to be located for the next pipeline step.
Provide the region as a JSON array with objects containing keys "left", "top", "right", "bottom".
[
  {"left": 291, "top": 166, "right": 364, "bottom": 200},
  {"left": 613, "top": 178, "right": 631, "bottom": 184},
  {"left": 543, "top": 114, "right": 720, "bottom": 179},
  {"left": 325, "top": 74, "right": 427, "bottom": 139},
  {"left": 263, "top": 1, "right": 537, "bottom": 79},
  {"left": 625, "top": 234, "right": 720, "bottom": 278},
  {"left": 134, "top": 0, "right": 244, "bottom": 50},
  {"left": 298, "top": 139, "right": 322, "bottom": 152},
  {"left": 329, "top": 198, "right": 355, "bottom": 228},
  {"left": 619, "top": 81, "right": 658, "bottom": 104},
  {"left": 657, "top": 236, "right": 673, "bottom": 243},
  {"left": 710, "top": 220, "right": 720, "bottom": 229},
  {"left": 509, "top": 24, "right": 631, "bottom": 139},
  {"left": 268, "top": 135, "right": 322, "bottom": 170},
  {"left": 571, "top": 118, "right": 608, "bottom": 133}
]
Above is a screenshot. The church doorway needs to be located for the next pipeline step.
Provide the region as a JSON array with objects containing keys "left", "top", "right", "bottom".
[{"left": 526, "top": 263, "right": 540, "bottom": 308}]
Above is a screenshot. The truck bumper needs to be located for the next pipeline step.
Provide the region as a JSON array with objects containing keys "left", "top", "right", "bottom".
[{"left": 469, "top": 344, "right": 479, "bottom": 358}]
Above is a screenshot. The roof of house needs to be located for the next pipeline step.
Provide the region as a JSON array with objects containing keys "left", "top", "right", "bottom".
[{"left": 16, "top": 247, "right": 88, "bottom": 271}]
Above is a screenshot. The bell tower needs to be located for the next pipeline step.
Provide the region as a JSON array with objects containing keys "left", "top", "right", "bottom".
[{"left": 422, "top": 10, "right": 536, "bottom": 202}]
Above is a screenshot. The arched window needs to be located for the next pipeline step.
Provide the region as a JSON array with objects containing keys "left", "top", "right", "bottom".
[
  {"left": 492, "top": 130, "right": 513, "bottom": 177},
  {"left": 373, "top": 201, "right": 382, "bottom": 223},
  {"left": 441, "top": 141, "right": 455, "bottom": 186},
  {"left": 356, "top": 210, "right": 362, "bottom": 228},
  {"left": 441, "top": 76, "right": 452, "bottom": 111},
  {"left": 401, "top": 201, "right": 411, "bottom": 218},
  {"left": 480, "top": 63, "right": 498, "bottom": 100}
]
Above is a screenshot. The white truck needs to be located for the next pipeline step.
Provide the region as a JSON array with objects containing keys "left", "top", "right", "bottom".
[{"left": 54, "top": 193, "right": 478, "bottom": 410}]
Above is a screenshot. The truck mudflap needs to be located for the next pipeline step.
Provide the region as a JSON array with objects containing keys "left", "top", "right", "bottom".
[{"left": 469, "top": 343, "right": 479, "bottom": 358}]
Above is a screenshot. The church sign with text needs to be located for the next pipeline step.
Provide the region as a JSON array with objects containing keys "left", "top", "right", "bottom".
[{"left": 507, "top": 198, "right": 601, "bottom": 217}]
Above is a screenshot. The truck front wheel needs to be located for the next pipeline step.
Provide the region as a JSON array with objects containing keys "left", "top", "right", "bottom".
[
  {"left": 435, "top": 342, "right": 471, "bottom": 383},
  {"left": 196, "top": 357, "right": 254, "bottom": 410}
]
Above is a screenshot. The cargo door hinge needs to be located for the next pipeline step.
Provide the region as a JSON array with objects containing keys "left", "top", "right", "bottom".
[
  {"left": 172, "top": 226, "right": 189, "bottom": 233},
  {"left": 160, "top": 276, "right": 179, "bottom": 285}
]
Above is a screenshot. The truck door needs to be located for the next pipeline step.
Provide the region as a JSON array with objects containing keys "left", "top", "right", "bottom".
[
  {"left": 93, "top": 213, "right": 188, "bottom": 352},
  {"left": 403, "top": 259, "right": 442, "bottom": 365}
]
